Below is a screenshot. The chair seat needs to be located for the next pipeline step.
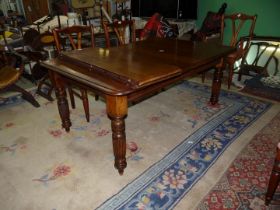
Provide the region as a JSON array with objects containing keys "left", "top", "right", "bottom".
[
  {"left": 0, "top": 64, "right": 40, "bottom": 107},
  {"left": 0, "top": 65, "right": 21, "bottom": 89},
  {"left": 215, "top": 48, "right": 243, "bottom": 68},
  {"left": 226, "top": 48, "right": 243, "bottom": 60},
  {"left": 240, "top": 64, "right": 269, "bottom": 76}
]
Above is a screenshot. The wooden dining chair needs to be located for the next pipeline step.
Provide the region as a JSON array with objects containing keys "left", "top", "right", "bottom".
[
  {"left": 35, "top": 32, "right": 56, "bottom": 102},
  {"left": 265, "top": 142, "right": 280, "bottom": 206},
  {"left": 0, "top": 45, "right": 40, "bottom": 107},
  {"left": 238, "top": 40, "right": 279, "bottom": 80},
  {"left": 22, "top": 30, "right": 57, "bottom": 101},
  {"left": 202, "top": 13, "right": 257, "bottom": 89},
  {"left": 102, "top": 19, "right": 136, "bottom": 48},
  {"left": 52, "top": 25, "right": 95, "bottom": 122},
  {"left": 221, "top": 13, "right": 257, "bottom": 89}
]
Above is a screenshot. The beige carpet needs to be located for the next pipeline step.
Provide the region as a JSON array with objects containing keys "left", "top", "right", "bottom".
[{"left": 0, "top": 80, "right": 278, "bottom": 210}]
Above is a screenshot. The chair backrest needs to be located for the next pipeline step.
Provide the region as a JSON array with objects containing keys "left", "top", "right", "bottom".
[
  {"left": 52, "top": 25, "right": 95, "bottom": 53},
  {"left": 240, "top": 40, "right": 279, "bottom": 76},
  {"left": 102, "top": 20, "right": 136, "bottom": 48},
  {"left": 221, "top": 13, "right": 257, "bottom": 53},
  {"left": 23, "top": 28, "right": 40, "bottom": 48}
]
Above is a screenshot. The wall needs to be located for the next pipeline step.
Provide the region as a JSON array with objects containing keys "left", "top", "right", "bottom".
[
  {"left": 0, "top": 0, "right": 9, "bottom": 15},
  {"left": 197, "top": 0, "right": 280, "bottom": 37}
]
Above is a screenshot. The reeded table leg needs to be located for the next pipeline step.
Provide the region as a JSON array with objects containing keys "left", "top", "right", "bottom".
[
  {"left": 106, "top": 95, "right": 128, "bottom": 175},
  {"left": 50, "top": 71, "right": 72, "bottom": 132},
  {"left": 210, "top": 64, "right": 223, "bottom": 105}
]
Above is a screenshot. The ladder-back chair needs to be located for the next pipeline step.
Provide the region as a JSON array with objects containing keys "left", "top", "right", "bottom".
[
  {"left": 52, "top": 25, "right": 95, "bottom": 122},
  {"left": 102, "top": 20, "right": 136, "bottom": 48},
  {"left": 221, "top": 13, "right": 257, "bottom": 89}
]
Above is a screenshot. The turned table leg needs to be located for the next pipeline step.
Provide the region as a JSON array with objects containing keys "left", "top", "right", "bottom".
[
  {"left": 106, "top": 95, "right": 128, "bottom": 175},
  {"left": 50, "top": 71, "right": 72, "bottom": 132},
  {"left": 265, "top": 146, "right": 280, "bottom": 205},
  {"left": 210, "top": 63, "right": 224, "bottom": 105}
]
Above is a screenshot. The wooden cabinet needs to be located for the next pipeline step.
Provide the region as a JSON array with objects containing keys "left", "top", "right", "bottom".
[{"left": 22, "top": 0, "right": 49, "bottom": 24}]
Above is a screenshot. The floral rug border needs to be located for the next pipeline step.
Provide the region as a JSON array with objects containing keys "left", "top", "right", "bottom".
[{"left": 96, "top": 81, "right": 272, "bottom": 210}]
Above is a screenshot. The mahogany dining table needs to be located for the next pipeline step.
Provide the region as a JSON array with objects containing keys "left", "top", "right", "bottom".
[{"left": 41, "top": 38, "right": 235, "bottom": 175}]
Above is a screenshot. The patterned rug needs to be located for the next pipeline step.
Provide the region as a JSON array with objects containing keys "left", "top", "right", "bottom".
[
  {"left": 196, "top": 112, "right": 280, "bottom": 210},
  {"left": 0, "top": 81, "right": 272, "bottom": 210}
]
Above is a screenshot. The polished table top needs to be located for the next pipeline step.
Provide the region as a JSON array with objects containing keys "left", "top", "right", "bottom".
[{"left": 42, "top": 38, "right": 234, "bottom": 96}]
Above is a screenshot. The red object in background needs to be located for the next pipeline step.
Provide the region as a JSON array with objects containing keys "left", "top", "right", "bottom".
[
  {"left": 140, "top": 13, "right": 177, "bottom": 40},
  {"left": 140, "top": 13, "right": 162, "bottom": 39}
]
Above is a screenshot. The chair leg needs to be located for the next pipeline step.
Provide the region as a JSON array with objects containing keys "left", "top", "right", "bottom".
[
  {"left": 9, "top": 84, "right": 40, "bottom": 107},
  {"left": 228, "top": 64, "right": 234, "bottom": 89},
  {"left": 80, "top": 89, "right": 89, "bottom": 122},
  {"left": 36, "top": 74, "right": 54, "bottom": 101},
  {"left": 68, "top": 86, "right": 76, "bottom": 109},
  {"left": 238, "top": 70, "right": 242, "bottom": 81},
  {"left": 265, "top": 147, "right": 280, "bottom": 205},
  {"left": 95, "top": 94, "right": 99, "bottom": 101},
  {"left": 201, "top": 72, "right": 206, "bottom": 83}
]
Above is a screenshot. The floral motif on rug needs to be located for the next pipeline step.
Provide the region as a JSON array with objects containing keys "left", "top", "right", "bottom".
[
  {"left": 96, "top": 81, "right": 272, "bottom": 210},
  {"left": 47, "top": 108, "right": 111, "bottom": 141},
  {"left": 197, "top": 112, "right": 280, "bottom": 210},
  {"left": 0, "top": 137, "right": 28, "bottom": 155},
  {"left": 33, "top": 163, "right": 72, "bottom": 186}
]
